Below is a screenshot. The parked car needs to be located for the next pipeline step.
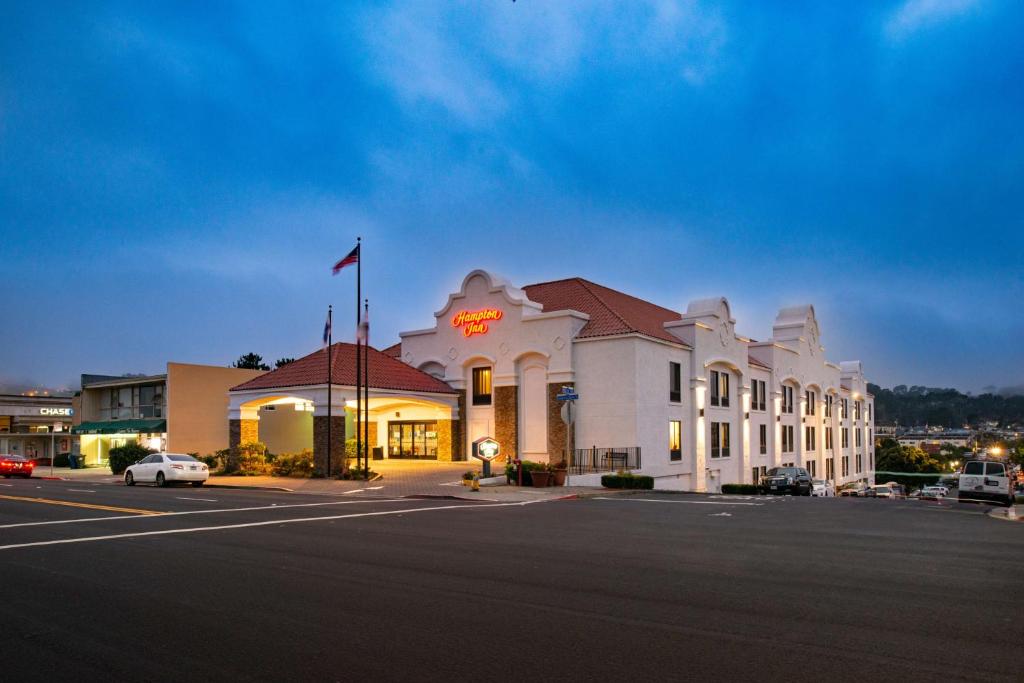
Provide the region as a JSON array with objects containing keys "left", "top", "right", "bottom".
[
  {"left": 125, "top": 453, "right": 209, "bottom": 487},
  {"left": 839, "top": 485, "right": 865, "bottom": 497},
  {"left": 0, "top": 454, "right": 35, "bottom": 478},
  {"left": 760, "top": 467, "right": 813, "bottom": 496},
  {"left": 957, "top": 460, "right": 1014, "bottom": 507},
  {"left": 811, "top": 479, "right": 835, "bottom": 497},
  {"left": 920, "top": 486, "right": 947, "bottom": 500},
  {"left": 870, "top": 484, "right": 896, "bottom": 498}
]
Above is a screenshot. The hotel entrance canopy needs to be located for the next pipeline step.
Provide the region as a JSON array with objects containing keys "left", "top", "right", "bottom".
[{"left": 72, "top": 418, "right": 167, "bottom": 435}]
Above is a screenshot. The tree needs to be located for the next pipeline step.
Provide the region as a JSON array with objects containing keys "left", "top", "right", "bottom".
[
  {"left": 233, "top": 353, "right": 270, "bottom": 371},
  {"left": 275, "top": 358, "right": 295, "bottom": 369}
]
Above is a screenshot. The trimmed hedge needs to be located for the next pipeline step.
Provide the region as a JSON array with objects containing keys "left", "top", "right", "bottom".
[
  {"left": 721, "top": 484, "right": 760, "bottom": 495},
  {"left": 601, "top": 473, "right": 654, "bottom": 490}
]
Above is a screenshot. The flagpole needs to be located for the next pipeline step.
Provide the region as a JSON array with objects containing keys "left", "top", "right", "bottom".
[
  {"left": 355, "top": 236, "right": 362, "bottom": 476},
  {"left": 326, "top": 304, "right": 333, "bottom": 477},
  {"left": 364, "top": 298, "right": 370, "bottom": 480}
]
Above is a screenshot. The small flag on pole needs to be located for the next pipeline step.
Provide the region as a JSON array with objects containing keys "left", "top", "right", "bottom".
[
  {"left": 331, "top": 245, "right": 359, "bottom": 275},
  {"left": 358, "top": 305, "right": 369, "bottom": 344},
  {"left": 323, "top": 310, "right": 331, "bottom": 348}
]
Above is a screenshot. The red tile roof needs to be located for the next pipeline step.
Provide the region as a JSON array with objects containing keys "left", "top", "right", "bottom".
[
  {"left": 231, "top": 343, "right": 457, "bottom": 395},
  {"left": 523, "top": 278, "right": 685, "bottom": 344},
  {"left": 381, "top": 342, "right": 401, "bottom": 358},
  {"left": 748, "top": 355, "right": 773, "bottom": 370}
]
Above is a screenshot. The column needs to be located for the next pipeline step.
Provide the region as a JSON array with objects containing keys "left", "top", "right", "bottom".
[
  {"left": 740, "top": 383, "right": 751, "bottom": 484},
  {"left": 495, "top": 385, "right": 519, "bottom": 464},
  {"left": 691, "top": 377, "right": 707, "bottom": 492},
  {"left": 546, "top": 383, "right": 573, "bottom": 465},
  {"left": 312, "top": 392, "right": 346, "bottom": 477},
  {"left": 227, "top": 405, "right": 259, "bottom": 471}
]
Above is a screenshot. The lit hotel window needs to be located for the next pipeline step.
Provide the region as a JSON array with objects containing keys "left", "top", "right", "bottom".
[
  {"left": 472, "top": 367, "right": 492, "bottom": 406},
  {"left": 669, "top": 420, "right": 681, "bottom": 461}
]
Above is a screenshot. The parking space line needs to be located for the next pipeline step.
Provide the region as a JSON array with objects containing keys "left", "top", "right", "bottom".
[
  {"left": 177, "top": 497, "right": 218, "bottom": 502},
  {"left": 0, "top": 497, "right": 410, "bottom": 529},
  {"left": 0, "top": 500, "right": 539, "bottom": 551},
  {"left": 0, "top": 493, "right": 161, "bottom": 516},
  {"left": 594, "top": 497, "right": 764, "bottom": 506},
  {"left": 67, "top": 489, "right": 96, "bottom": 493}
]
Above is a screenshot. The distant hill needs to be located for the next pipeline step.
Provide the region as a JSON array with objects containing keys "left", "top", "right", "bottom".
[{"left": 869, "top": 384, "right": 1024, "bottom": 428}]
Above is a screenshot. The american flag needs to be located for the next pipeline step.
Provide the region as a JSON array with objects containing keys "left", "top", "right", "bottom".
[{"left": 331, "top": 244, "right": 359, "bottom": 275}]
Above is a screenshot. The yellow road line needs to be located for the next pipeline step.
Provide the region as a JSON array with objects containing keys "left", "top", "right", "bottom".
[{"left": 0, "top": 494, "right": 162, "bottom": 516}]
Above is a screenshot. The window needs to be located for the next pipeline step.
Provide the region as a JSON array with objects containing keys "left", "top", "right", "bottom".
[
  {"left": 751, "top": 379, "right": 766, "bottom": 411},
  {"left": 805, "top": 390, "right": 816, "bottom": 416},
  {"left": 855, "top": 401, "right": 862, "bottom": 421},
  {"left": 711, "top": 422, "right": 730, "bottom": 458},
  {"left": 669, "top": 420, "right": 681, "bottom": 461},
  {"left": 807, "top": 460, "right": 816, "bottom": 477},
  {"left": 782, "top": 425, "right": 794, "bottom": 453},
  {"left": 388, "top": 421, "right": 439, "bottom": 458},
  {"left": 782, "top": 386, "right": 794, "bottom": 414},
  {"left": 804, "top": 426, "right": 816, "bottom": 451},
  {"left": 963, "top": 461, "right": 984, "bottom": 475},
  {"left": 825, "top": 427, "right": 833, "bottom": 451},
  {"left": 710, "top": 370, "right": 730, "bottom": 407},
  {"left": 824, "top": 394, "right": 833, "bottom": 418},
  {"left": 842, "top": 455, "right": 849, "bottom": 477},
  {"left": 842, "top": 427, "right": 849, "bottom": 449},
  {"left": 856, "top": 429, "right": 862, "bottom": 448},
  {"left": 841, "top": 398, "right": 848, "bottom": 420},
  {"left": 759, "top": 424, "right": 767, "bottom": 455},
  {"left": 867, "top": 404, "right": 872, "bottom": 421},
  {"left": 669, "top": 362, "right": 682, "bottom": 403},
  {"left": 825, "top": 457, "right": 834, "bottom": 480},
  {"left": 985, "top": 462, "right": 1006, "bottom": 477},
  {"left": 855, "top": 453, "right": 862, "bottom": 473},
  {"left": 471, "top": 367, "right": 492, "bottom": 406}
]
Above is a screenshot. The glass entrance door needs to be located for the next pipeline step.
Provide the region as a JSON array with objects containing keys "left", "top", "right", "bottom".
[{"left": 387, "top": 421, "right": 439, "bottom": 459}]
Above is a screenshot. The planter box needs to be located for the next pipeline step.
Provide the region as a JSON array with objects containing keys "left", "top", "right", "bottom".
[{"left": 531, "top": 471, "right": 552, "bottom": 487}]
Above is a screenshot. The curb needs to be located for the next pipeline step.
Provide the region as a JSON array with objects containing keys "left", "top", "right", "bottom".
[
  {"left": 401, "top": 494, "right": 498, "bottom": 503},
  {"left": 987, "top": 507, "right": 1023, "bottom": 523}
]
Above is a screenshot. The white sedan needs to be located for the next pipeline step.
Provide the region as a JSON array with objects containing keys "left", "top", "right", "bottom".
[
  {"left": 125, "top": 453, "right": 209, "bottom": 487},
  {"left": 811, "top": 480, "right": 835, "bottom": 497}
]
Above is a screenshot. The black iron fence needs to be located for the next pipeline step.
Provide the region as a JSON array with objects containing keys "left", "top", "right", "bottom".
[{"left": 569, "top": 446, "right": 641, "bottom": 475}]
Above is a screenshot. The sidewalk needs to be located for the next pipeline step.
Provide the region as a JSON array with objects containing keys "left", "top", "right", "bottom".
[{"left": 30, "top": 462, "right": 593, "bottom": 502}]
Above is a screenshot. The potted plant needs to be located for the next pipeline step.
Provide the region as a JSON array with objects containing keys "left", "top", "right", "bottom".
[
  {"left": 530, "top": 462, "right": 552, "bottom": 488},
  {"left": 551, "top": 460, "right": 568, "bottom": 487},
  {"left": 462, "top": 470, "right": 476, "bottom": 486}
]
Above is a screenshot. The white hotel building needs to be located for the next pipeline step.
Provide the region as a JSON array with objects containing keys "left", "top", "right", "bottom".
[{"left": 229, "top": 269, "right": 875, "bottom": 491}]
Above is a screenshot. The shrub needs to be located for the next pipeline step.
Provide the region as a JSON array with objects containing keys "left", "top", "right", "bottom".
[
  {"left": 339, "top": 465, "right": 376, "bottom": 480},
  {"left": 462, "top": 470, "right": 476, "bottom": 481},
  {"left": 601, "top": 473, "right": 654, "bottom": 490},
  {"left": 226, "top": 441, "right": 270, "bottom": 476},
  {"left": 721, "top": 484, "right": 760, "bottom": 495},
  {"left": 109, "top": 443, "right": 155, "bottom": 475},
  {"left": 271, "top": 449, "right": 314, "bottom": 477}
]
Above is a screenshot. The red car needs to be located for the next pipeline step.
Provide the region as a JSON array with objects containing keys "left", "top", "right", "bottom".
[{"left": 0, "top": 454, "right": 35, "bottom": 478}]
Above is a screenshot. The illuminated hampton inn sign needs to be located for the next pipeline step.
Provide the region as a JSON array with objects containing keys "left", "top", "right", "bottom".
[{"left": 451, "top": 308, "right": 503, "bottom": 337}]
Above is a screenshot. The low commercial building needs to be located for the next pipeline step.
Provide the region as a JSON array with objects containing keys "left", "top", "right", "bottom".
[
  {"left": 227, "top": 270, "right": 875, "bottom": 491},
  {"left": 74, "top": 363, "right": 265, "bottom": 465},
  {"left": 0, "top": 394, "right": 76, "bottom": 460}
]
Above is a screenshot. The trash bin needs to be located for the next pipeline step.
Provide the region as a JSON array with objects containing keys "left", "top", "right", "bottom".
[
  {"left": 372, "top": 446, "right": 384, "bottom": 461},
  {"left": 67, "top": 454, "right": 78, "bottom": 469}
]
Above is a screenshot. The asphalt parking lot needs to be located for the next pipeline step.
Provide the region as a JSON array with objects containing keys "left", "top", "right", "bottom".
[{"left": 1, "top": 479, "right": 1021, "bottom": 682}]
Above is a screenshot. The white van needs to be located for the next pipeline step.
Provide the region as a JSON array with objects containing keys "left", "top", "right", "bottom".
[{"left": 957, "top": 460, "right": 1014, "bottom": 507}]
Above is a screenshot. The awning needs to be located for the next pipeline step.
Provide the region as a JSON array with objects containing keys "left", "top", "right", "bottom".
[{"left": 72, "top": 419, "right": 166, "bottom": 435}]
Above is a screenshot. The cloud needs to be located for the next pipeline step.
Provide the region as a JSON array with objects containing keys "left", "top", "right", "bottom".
[
  {"left": 361, "top": 1, "right": 728, "bottom": 125},
  {"left": 884, "top": 0, "right": 981, "bottom": 40}
]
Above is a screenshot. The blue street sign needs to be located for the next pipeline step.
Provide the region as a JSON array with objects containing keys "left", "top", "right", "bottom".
[{"left": 556, "top": 392, "right": 579, "bottom": 401}]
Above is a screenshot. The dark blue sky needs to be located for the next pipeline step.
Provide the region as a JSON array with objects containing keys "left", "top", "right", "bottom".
[{"left": 2, "top": 1, "right": 1021, "bottom": 393}]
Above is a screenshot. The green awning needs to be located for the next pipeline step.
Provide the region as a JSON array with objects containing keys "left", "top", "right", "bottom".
[{"left": 72, "top": 419, "right": 166, "bottom": 435}]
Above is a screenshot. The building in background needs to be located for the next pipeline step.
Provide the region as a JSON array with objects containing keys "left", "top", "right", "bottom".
[
  {"left": 0, "top": 394, "right": 76, "bottom": 460},
  {"left": 74, "top": 363, "right": 265, "bottom": 465}
]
